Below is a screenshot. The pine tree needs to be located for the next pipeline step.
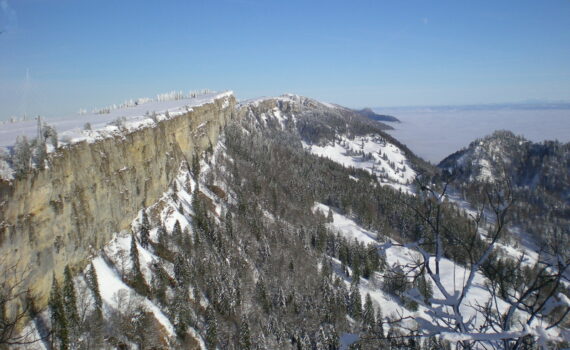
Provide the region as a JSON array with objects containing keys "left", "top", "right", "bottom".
[
  {"left": 13, "top": 136, "right": 31, "bottom": 176},
  {"left": 49, "top": 275, "right": 69, "bottom": 350},
  {"left": 172, "top": 220, "right": 182, "bottom": 240},
  {"left": 131, "top": 233, "right": 141, "bottom": 276},
  {"left": 192, "top": 152, "right": 201, "bottom": 177},
  {"left": 327, "top": 208, "right": 334, "bottom": 223},
  {"left": 139, "top": 210, "right": 150, "bottom": 248},
  {"left": 205, "top": 306, "right": 217, "bottom": 350},
  {"left": 35, "top": 139, "right": 48, "bottom": 169},
  {"left": 174, "top": 254, "right": 187, "bottom": 284},
  {"left": 349, "top": 278, "right": 362, "bottom": 320},
  {"left": 374, "top": 307, "right": 385, "bottom": 338},
  {"left": 86, "top": 263, "right": 103, "bottom": 314},
  {"left": 130, "top": 233, "right": 147, "bottom": 294},
  {"left": 255, "top": 278, "right": 270, "bottom": 313},
  {"left": 63, "top": 266, "right": 79, "bottom": 329},
  {"left": 192, "top": 186, "right": 209, "bottom": 232},
  {"left": 238, "top": 319, "right": 251, "bottom": 350},
  {"left": 85, "top": 263, "right": 104, "bottom": 346},
  {"left": 362, "top": 293, "right": 375, "bottom": 332},
  {"left": 314, "top": 222, "right": 327, "bottom": 252},
  {"left": 225, "top": 211, "right": 233, "bottom": 238}
]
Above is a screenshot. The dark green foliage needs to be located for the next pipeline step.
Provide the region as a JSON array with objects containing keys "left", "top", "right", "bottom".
[
  {"left": 225, "top": 210, "right": 233, "bottom": 238},
  {"left": 238, "top": 319, "right": 251, "bottom": 350},
  {"left": 13, "top": 136, "right": 31, "bottom": 177},
  {"left": 382, "top": 265, "right": 411, "bottom": 306},
  {"left": 130, "top": 233, "right": 141, "bottom": 275},
  {"left": 362, "top": 293, "right": 375, "bottom": 332},
  {"left": 255, "top": 278, "right": 270, "bottom": 313},
  {"left": 129, "top": 233, "right": 148, "bottom": 295},
  {"left": 84, "top": 263, "right": 104, "bottom": 345},
  {"left": 172, "top": 220, "right": 182, "bottom": 240},
  {"left": 139, "top": 210, "right": 150, "bottom": 248},
  {"left": 62, "top": 266, "right": 79, "bottom": 329},
  {"left": 86, "top": 263, "right": 103, "bottom": 314},
  {"left": 349, "top": 279, "right": 362, "bottom": 320},
  {"left": 49, "top": 275, "right": 69, "bottom": 350},
  {"left": 192, "top": 152, "right": 201, "bottom": 178},
  {"left": 205, "top": 306, "right": 217, "bottom": 350},
  {"left": 154, "top": 225, "right": 170, "bottom": 258}
]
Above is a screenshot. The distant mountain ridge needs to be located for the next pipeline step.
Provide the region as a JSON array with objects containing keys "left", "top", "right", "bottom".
[
  {"left": 438, "top": 130, "right": 570, "bottom": 252},
  {"left": 439, "top": 130, "right": 570, "bottom": 196},
  {"left": 354, "top": 108, "right": 400, "bottom": 123}
]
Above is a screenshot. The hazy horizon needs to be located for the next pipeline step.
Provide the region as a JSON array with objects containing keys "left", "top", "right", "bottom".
[
  {"left": 1, "top": 0, "right": 569, "bottom": 120},
  {"left": 382, "top": 106, "right": 570, "bottom": 164}
]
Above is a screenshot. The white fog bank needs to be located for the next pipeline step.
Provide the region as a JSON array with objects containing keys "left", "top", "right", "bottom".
[{"left": 379, "top": 107, "right": 570, "bottom": 164}]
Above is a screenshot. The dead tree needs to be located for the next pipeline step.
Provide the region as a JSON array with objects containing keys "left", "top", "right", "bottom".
[
  {"left": 384, "top": 176, "right": 570, "bottom": 349},
  {"left": 0, "top": 256, "right": 44, "bottom": 348}
]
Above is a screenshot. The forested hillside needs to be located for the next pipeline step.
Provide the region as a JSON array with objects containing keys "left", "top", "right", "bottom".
[{"left": 439, "top": 130, "right": 570, "bottom": 257}]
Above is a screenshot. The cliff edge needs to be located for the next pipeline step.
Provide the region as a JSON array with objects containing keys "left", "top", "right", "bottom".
[{"left": 0, "top": 92, "right": 236, "bottom": 307}]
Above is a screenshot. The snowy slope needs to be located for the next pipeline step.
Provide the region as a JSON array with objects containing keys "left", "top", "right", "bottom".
[
  {"left": 92, "top": 254, "right": 175, "bottom": 337},
  {"left": 304, "top": 134, "right": 416, "bottom": 190}
]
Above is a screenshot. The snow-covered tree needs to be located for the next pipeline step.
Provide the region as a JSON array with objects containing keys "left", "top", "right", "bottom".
[{"left": 13, "top": 136, "right": 31, "bottom": 176}]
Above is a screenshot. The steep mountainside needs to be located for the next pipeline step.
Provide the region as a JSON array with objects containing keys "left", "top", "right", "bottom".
[{"left": 0, "top": 93, "right": 235, "bottom": 307}]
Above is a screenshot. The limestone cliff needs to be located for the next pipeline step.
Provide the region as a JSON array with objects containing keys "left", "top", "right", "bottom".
[{"left": 0, "top": 94, "right": 236, "bottom": 306}]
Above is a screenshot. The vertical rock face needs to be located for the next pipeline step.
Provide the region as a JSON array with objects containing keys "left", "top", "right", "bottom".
[{"left": 0, "top": 94, "right": 236, "bottom": 305}]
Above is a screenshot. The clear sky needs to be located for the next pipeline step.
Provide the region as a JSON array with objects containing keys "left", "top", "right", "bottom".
[{"left": 1, "top": 0, "right": 569, "bottom": 120}]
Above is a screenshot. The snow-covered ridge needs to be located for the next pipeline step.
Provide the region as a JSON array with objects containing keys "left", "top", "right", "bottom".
[
  {"left": 239, "top": 93, "right": 338, "bottom": 110},
  {"left": 0, "top": 91, "right": 233, "bottom": 149}
]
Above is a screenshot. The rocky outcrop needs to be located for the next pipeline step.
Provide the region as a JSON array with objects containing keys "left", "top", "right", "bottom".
[{"left": 0, "top": 94, "right": 236, "bottom": 306}]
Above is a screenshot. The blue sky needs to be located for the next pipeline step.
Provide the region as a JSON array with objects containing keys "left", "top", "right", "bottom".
[{"left": 1, "top": 0, "right": 569, "bottom": 119}]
